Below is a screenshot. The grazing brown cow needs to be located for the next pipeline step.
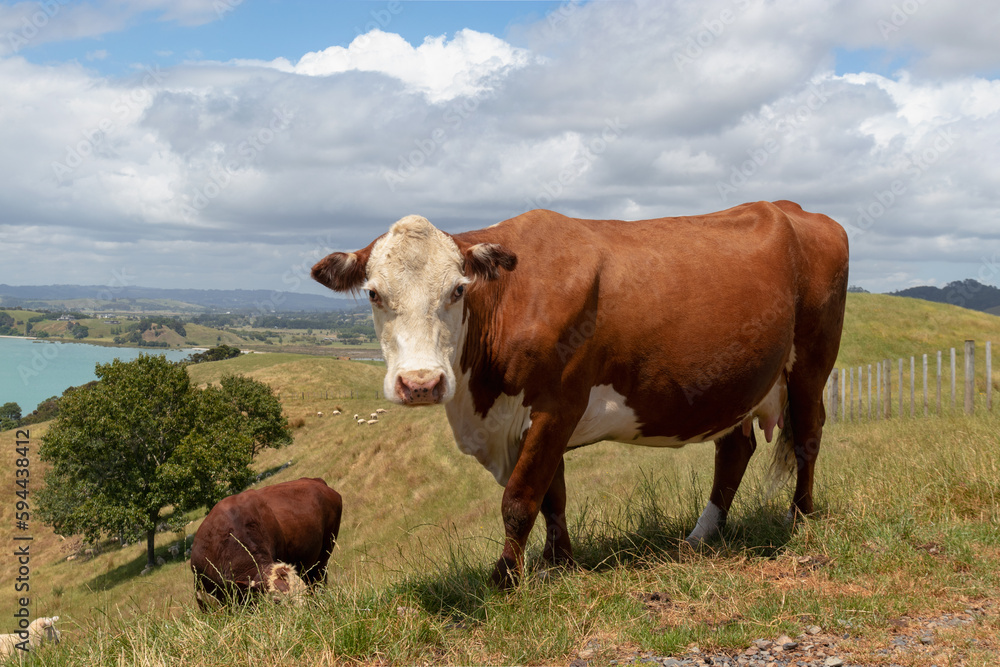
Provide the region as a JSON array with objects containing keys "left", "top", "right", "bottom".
[
  {"left": 191, "top": 477, "right": 342, "bottom": 608},
  {"left": 312, "top": 201, "right": 848, "bottom": 587}
]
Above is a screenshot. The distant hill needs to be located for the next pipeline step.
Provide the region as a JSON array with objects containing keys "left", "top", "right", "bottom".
[
  {"left": 890, "top": 279, "right": 1000, "bottom": 314},
  {"left": 838, "top": 292, "right": 1000, "bottom": 368},
  {"left": 0, "top": 284, "right": 357, "bottom": 312}
]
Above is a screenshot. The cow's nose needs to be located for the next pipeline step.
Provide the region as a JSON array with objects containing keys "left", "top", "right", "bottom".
[{"left": 395, "top": 370, "right": 446, "bottom": 405}]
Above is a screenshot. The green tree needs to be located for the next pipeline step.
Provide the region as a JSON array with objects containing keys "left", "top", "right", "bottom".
[
  {"left": 0, "top": 312, "right": 15, "bottom": 336},
  {"left": 0, "top": 401, "right": 21, "bottom": 430},
  {"left": 36, "top": 355, "right": 269, "bottom": 568},
  {"left": 219, "top": 374, "right": 292, "bottom": 458},
  {"left": 182, "top": 344, "right": 242, "bottom": 365}
]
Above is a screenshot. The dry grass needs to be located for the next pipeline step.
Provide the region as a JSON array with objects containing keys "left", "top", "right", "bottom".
[{"left": 1, "top": 294, "right": 999, "bottom": 664}]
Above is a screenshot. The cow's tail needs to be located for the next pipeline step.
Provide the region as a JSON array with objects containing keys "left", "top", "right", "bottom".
[
  {"left": 266, "top": 562, "right": 307, "bottom": 605},
  {"left": 765, "top": 401, "right": 795, "bottom": 498}
]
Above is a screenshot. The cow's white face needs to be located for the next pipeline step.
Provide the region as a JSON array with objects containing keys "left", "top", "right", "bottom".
[
  {"left": 312, "top": 215, "right": 515, "bottom": 406},
  {"left": 364, "top": 216, "right": 468, "bottom": 404}
]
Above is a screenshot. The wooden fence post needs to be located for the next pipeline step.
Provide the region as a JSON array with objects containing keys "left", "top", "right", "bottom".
[
  {"left": 858, "top": 366, "right": 863, "bottom": 420},
  {"left": 877, "top": 361, "right": 882, "bottom": 419},
  {"left": 965, "top": 340, "right": 975, "bottom": 415},
  {"left": 849, "top": 367, "right": 854, "bottom": 421},
  {"left": 987, "top": 341, "right": 993, "bottom": 412},
  {"left": 884, "top": 359, "right": 892, "bottom": 418},
  {"left": 951, "top": 347, "right": 956, "bottom": 409},
  {"left": 866, "top": 364, "right": 872, "bottom": 420},
  {"left": 831, "top": 369, "right": 839, "bottom": 422},
  {"left": 909, "top": 356, "right": 915, "bottom": 417},
  {"left": 922, "top": 353, "right": 928, "bottom": 417},
  {"left": 898, "top": 358, "right": 904, "bottom": 417},
  {"left": 936, "top": 350, "right": 942, "bottom": 414},
  {"left": 841, "top": 368, "right": 846, "bottom": 421}
]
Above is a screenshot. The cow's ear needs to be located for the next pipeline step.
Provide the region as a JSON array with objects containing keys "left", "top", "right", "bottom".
[
  {"left": 312, "top": 246, "right": 371, "bottom": 293},
  {"left": 463, "top": 243, "right": 517, "bottom": 281}
]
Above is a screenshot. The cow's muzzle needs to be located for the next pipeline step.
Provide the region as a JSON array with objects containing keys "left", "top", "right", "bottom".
[{"left": 395, "top": 370, "right": 446, "bottom": 405}]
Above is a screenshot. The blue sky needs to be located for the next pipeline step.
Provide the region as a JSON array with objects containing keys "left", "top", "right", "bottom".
[
  {"left": 0, "top": 0, "right": 998, "bottom": 296},
  {"left": 22, "top": 1, "right": 566, "bottom": 74}
]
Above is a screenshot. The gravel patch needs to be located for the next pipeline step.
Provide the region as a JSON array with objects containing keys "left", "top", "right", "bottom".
[{"left": 574, "top": 601, "right": 995, "bottom": 667}]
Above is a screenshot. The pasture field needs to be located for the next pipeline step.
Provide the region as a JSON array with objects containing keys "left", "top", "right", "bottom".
[
  {"left": 836, "top": 293, "right": 1000, "bottom": 373},
  {"left": 0, "top": 293, "right": 997, "bottom": 665}
]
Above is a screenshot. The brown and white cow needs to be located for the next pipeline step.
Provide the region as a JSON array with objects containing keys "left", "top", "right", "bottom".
[
  {"left": 312, "top": 201, "right": 848, "bottom": 587},
  {"left": 191, "top": 477, "right": 342, "bottom": 608}
]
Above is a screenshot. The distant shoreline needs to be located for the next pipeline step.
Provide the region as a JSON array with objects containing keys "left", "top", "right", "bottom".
[{"left": 0, "top": 334, "right": 201, "bottom": 352}]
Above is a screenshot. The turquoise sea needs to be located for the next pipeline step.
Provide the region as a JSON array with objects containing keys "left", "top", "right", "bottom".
[{"left": 0, "top": 337, "right": 196, "bottom": 414}]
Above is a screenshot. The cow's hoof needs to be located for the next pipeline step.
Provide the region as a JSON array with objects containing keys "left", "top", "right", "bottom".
[{"left": 490, "top": 556, "right": 521, "bottom": 590}]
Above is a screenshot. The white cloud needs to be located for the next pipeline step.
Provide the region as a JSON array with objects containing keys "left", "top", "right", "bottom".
[
  {"left": 0, "top": 0, "right": 999, "bottom": 294},
  {"left": 233, "top": 29, "right": 533, "bottom": 103}
]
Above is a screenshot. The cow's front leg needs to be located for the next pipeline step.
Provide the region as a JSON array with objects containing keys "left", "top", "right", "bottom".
[
  {"left": 686, "top": 427, "right": 757, "bottom": 546},
  {"left": 492, "top": 413, "right": 574, "bottom": 589},
  {"left": 541, "top": 457, "right": 573, "bottom": 566}
]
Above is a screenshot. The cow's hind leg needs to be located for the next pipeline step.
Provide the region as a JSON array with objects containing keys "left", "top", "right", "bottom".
[
  {"left": 540, "top": 457, "right": 573, "bottom": 566},
  {"left": 686, "top": 428, "right": 757, "bottom": 545},
  {"left": 785, "top": 373, "right": 827, "bottom": 519}
]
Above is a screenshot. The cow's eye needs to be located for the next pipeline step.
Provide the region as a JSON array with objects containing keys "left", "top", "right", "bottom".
[
  {"left": 368, "top": 289, "right": 382, "bottom": 306},
  {"left": 450, "top": 284, "right": 465, "bottom": 304}
]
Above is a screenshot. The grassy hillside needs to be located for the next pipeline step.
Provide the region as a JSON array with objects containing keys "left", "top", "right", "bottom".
[
  {"left": 835, "top": 294, "right": 1000, "bottom": 413},
  {"left": 837, "top": 292, "right": 1000, "bottom": 368},
  {"left": 6, "top": 393, "right": 998, "bottom": 665},
  {"left": 1, "top": 295, "right": 997, "bottom": 664}
]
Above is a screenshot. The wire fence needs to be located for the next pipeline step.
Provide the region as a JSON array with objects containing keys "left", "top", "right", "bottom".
[
  {"left": 273, "top": 341, "right": 997, "bottom": 422},
  {"left": 827, "top": 340, "right": 994, "bottom": 422},
  {"left": 277, "top": 390, "right": 384, "bottom": 402}
]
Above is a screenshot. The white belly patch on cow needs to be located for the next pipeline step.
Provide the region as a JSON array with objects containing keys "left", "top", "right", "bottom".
[
  {"left": 445, "top": 381, "right": 748, "bottom": 486},
  {"left": 445, "top": 370, "right": 532, "bottom": 486},
  {"left": 568, "top": 384, "right": 730, "bottom": 449}
]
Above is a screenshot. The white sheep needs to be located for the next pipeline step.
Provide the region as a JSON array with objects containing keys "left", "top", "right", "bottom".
[
  {"left": 353, "top": 414, "right": 360, "bottom": 420},
  {"left": 332, "top": 410, "right": 342, "bottom": 415},
  {"left": 357, "top": 418, "right": 366, "bottom": 425},
  {"left": 375, "top": 408, "right": 388, "bottom": 414},
  {"left": 366, "top": 419, "right": 378, "bottom": 425},
  {"left": 0, "top": 616, "right": 60, "bottom": 657},
  {"left": 369, "top": 412, "right": 378, "bottom": 420},
  {"left": 317, "top": 411, "right": 323, "bottom": 417}
]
